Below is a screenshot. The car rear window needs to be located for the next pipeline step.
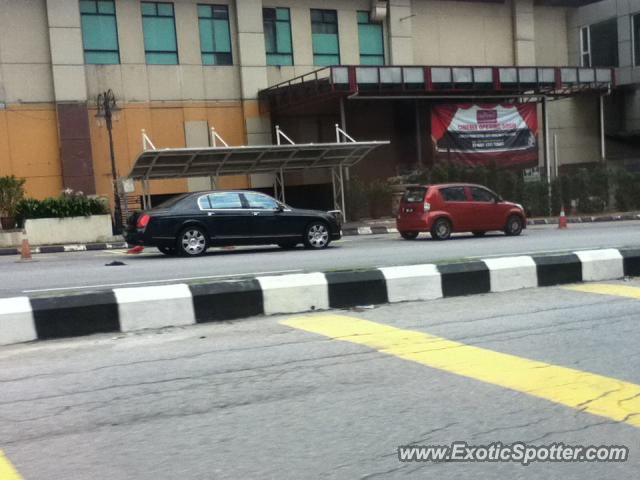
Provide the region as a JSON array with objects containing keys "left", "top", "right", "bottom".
[
  {"left": 403, "top": 187, "right": 427, "bottom": 203},
  {"left": 154, "top": 193, "right": 190, "bottom": 209}
]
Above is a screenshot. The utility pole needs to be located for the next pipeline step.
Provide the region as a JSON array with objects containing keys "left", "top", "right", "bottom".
[{"left": 96, "top": 89, "right": 123, "bottom": 234}]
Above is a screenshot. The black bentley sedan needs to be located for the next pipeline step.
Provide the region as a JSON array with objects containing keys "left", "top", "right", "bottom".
[{"left": 125, "top": 190, "right": 342, "bottom": 256}]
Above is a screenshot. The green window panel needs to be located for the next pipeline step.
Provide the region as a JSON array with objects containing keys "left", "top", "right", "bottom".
[
  {"left": 142, "top": 2, "right": 178, "bottom": 65},
  {"left": 263, "top": 7, "right": 293, "bottom": 66},
  {"left": 357, "top": 11, "right": 384, "bottom": 66},
  {"left": 198, "top": 4, "right": 232, "bottom": 65},
  {"left": 311, "top": 9, "right": 339, "bottom": 66},
  {"left": 80, "top": 0, "right": 120, "bottom": 64}
]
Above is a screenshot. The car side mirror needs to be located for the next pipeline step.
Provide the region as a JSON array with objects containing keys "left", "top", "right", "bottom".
[{"left": 275, "top": 204, "right": 285, "bottom": 212}]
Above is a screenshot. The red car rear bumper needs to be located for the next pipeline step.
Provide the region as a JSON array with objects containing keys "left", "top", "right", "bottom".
[{"left": 396, "top": 213, "right": 434, "bottom": 232}]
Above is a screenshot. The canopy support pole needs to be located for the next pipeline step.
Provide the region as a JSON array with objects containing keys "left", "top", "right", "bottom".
[
  {"left": 274, "top": 168, "right": 285, "bottom": 203},
  {"left": 210, "top": 127, "right": 229, "bottom": 148},
  {"left": 542, "top": 97, "right": 551, "bottom": 215},
  {"left": 599, "top": 95, "right": 606, "bottom": 163},
  {"left": 331, "top": 167, "right": 346, "bottom": 219}
]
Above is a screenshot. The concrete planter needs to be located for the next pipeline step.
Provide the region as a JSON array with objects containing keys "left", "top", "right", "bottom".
[
  {"left": 0, "top": 229, "right": 25, "bottom": 248},
  {"left": 24, "top": 215, "right": 113, "bottom": 246}
]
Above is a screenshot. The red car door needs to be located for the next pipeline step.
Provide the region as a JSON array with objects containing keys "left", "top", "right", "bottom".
[
  {"left": 469, "top": 186, "right": 503, "bottom": 230},
  {"left": 439, "top": 186, "right": 474, "bottom": 231}
]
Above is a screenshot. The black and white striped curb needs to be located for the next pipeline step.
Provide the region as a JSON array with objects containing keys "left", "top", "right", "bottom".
[
  {"left": 0, "top": 242, "right": 128, "bottom": 256},
  {"left": 1, "top": 247, "right": 639, "bottom": 346}
]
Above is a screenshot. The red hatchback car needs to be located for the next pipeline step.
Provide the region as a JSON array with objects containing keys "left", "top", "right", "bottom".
[{"left": 396, "top": 183, "right": 526, "bottom": 240}]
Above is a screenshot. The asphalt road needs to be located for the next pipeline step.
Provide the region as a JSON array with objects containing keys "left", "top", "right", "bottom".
[
  {"left": 1, "top": 221, "right": 639, "bottom": 297},
  {"left": 1, "top": 280, "right": 640, "bottom": 479}
]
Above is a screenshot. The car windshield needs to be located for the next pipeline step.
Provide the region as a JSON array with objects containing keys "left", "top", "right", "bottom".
[{"left": 403, "top": 187, "right": 427, "bottom": 203}]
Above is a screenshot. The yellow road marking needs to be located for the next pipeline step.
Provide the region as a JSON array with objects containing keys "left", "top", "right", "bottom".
[
  {"left": 564, "top": 283, "right": 640, "bottom": 299},
  {"left": 0, "top": 450, "right": 23, "bottom": 480},
  {"left": 282, "top": 315, "right": 640, "bottom": 427}
]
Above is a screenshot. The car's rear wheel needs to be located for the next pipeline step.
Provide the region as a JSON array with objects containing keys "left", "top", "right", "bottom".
[
  {"left": 505, "top": 215, "right": 524, "bottom": 236},
  {"left": 430, "top": 218, "right": 452, "bottom": 240},
  {"left": 400, "top": 231, "right": 419, "bottom": 240},
  {"left": 278, "top": 241, "right": 298, "bottom": 250},
  {"left": 158, "top": 246, "right": 176, "bottom": 256},
  {"left": 304, "top": 222, "right": 330, "bottom": 249},
  {"left": 472, "top": 231, "right": 486, "bottom": 238},
  {"left": 177, "top": 226, "right": 208, "bottom": 256}
]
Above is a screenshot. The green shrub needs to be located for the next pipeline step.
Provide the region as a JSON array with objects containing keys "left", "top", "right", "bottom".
[
  {"left": 346, "top": 178, "right": 369, "bottom": 221},
  {"left": 368, "top": 180, "right": 393, "bottom": 219},
  {"left": 0, "top": 175, "right": 26, "bottom": 219},
  {"left": 15, "top": 191, "right": 109, "bottom": 227}
]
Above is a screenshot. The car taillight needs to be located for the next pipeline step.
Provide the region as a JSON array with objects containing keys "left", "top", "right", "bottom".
[
  {"left": 424, "top": 202, "right": 431, "bottom": 212},
  {"left": 136, "top": 214, "right": 151, "bottom": 229}
]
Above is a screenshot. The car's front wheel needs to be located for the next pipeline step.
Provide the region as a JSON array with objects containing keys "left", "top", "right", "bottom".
[
  {"left": 430, "top": 218, "right": 452, "bottom": 240},
  {"left": 177, "top": 226, "right": 209, "bottom": 256},
  {"left": 400, "top": 231, "right": 419, "bottom": 240},
  {"left": 505, "top": 215, "right": 524, "bottom": 236},
  {"left": 304, "top": 222, "right": 330, "bottom": 249}
]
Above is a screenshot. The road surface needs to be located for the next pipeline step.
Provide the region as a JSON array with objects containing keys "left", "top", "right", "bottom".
[
  {"left": 0, "top": 221, "right": 638, "bottom": 297},
  {"left": 1, "top": 279, "right": 639, "bottom": 479}
]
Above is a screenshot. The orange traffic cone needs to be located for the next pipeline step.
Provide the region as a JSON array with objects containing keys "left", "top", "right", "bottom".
[
  {"left": 558, "top": 206, "right": 568, "bottom": 229},
  {"left": 20, "top": 238, "right": 32, "bottom": 260}
]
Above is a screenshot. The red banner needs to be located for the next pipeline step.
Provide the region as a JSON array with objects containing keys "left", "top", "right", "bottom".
[{"left": 431, "top": 103, "right": 539, "bottom": 168}]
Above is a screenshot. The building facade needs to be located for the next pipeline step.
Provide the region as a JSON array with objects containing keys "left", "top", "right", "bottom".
[
  {"left": 569, "top": 0, "right": 640, "bottom": 166},
  {"left": 0, "top": 0, "right": 618, "bottom": 212}
]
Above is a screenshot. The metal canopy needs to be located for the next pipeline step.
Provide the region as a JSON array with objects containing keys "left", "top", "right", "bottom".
[
  {"left": 129, "top": 141, "right": 387, "bottom": 180},
  {"left": 128, "top": 127, "right": 389, "bottom": 218}
]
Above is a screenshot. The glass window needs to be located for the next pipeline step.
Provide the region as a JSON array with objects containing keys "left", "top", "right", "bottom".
[
  {"left": 244, "top": 192, "right": 279, "bottom": 210},
  {"left": 263, "top": 7, "right": 293, "bottom": 66},
  {"left": 583, "top": 18, "right": 618, "bottom": 68},
  {"left": 80, "top": 0, "right": 120, "bottom": 64},
  {"left": 198, "top": 4, "right": 232, "bottom": 65},
  {"left": 440, "top": 187, "right": 467, "bottom": 202},
  {"left": 634, "top": 14, "right": 640, "bottom": 66},
  {"left": 580, "top": 26, "right": 590, "bottom": 67},
  {"left": 199, "top": 192, "right": 243, "bottom": 210},
  {"left": 357, "top": 11, "right": 384, "bottom": 66},
  {"left": 141, "top": 2, "right": 178, "bottom": 65},
  {"left": 471, "top": 187, "right": 496, "bottom": 203},
  {"left": 311, "top": 9, "right": 340, "bottom": 66},
  {"left": 402, "top": 187, "right": 427, "bottom": 203}
]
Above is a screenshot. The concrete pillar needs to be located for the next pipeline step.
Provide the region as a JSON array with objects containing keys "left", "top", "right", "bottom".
[
  {"left": 388, "top": 0, "right": 414, "bottom": 65},
  {"left": 512, "top": 0, "right": 536, "bottom": 66},
  {"left": 46, "top": 0, "right": 96, "bottom": 194},
  {"left": 234, "top": 0, "right": 271, "bottom": 146}
]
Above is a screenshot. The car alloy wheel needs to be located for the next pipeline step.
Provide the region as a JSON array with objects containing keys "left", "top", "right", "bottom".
[
  {"left": 179, "top": 228, "right": 207, "bottom": 256},
  {"left": 431, "top": 218, "right": 451, "bottom": 240},
  {"left": 505, "top": 215, "right": 523, "bottom": 236},
  {"left": 400, "top": 231, "right": 419, "bottom": 240},
  {"left": 305, "top": 223, "right": 330, "bottom": 249}
]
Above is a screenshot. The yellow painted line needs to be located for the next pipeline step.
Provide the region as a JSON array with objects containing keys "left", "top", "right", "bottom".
[
  {"left": 282, "top": 315, "right": 640, "bottom": 427},
  {"left": 564, "top": 283, "right": 640, "bottom": 299},
  {"left": 0, "top": 450, "right": 23, "bottom": 480}
]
